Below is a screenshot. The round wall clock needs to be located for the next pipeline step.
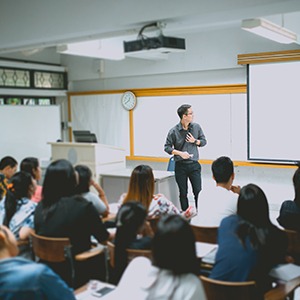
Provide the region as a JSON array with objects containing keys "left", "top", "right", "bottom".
[{"left": 121, "top": 91, "right": 137, "bottom": 111}]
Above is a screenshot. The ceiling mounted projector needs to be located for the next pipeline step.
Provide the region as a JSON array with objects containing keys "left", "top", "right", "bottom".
[
  {"left": 124, "top": 35, "right": 185, "bottom": 60},
  {"left": 123, "top": 22, "right": 186, "bottom": 60}
]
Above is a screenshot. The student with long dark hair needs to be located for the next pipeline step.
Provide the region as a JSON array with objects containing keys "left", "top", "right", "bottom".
[
  {"left": 120, "top": 165, "right": 195, "bottom": 219},
  {"left": 0, "top": 172, "right": 36, "bottom": 239},
  {"left": 210, "top": 184, "right": 287, "bottom": 295},
  {"left": 34, "top": 159, "right": 111, "bottom": 286},
  {"left": 277, "top": 164, "right": 300, "bottom": 230},
  {"left": 113, "top": 201, "right": 153, "bottom": 284},
  {"left": 109, "top": 214, "right": 205, "bottom": 299},
  {"left": 0, "top": 171, "right": 36, "bottom": 258},
  {"left": 20, "top": 157, "right": 42, "bottom": 203}
]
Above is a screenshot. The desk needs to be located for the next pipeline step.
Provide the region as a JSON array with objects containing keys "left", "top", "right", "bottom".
[
  {"left": 75, "top": 281, "right": 116, "bottom": 299},
  {"left": 49, "top": 142, "right": 126, "bottom": 179},
  {"left": 99, "top": 169, "right": 180, "bottom": 209}
]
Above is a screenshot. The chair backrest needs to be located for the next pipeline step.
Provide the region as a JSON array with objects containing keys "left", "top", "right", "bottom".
[
  {"left": 148, "top": 216, "right": 160, "bottom": 233},
  {"left": 126, "top": 248, "right": 153, "bottom": 264},
  {"left": 284, "top": 229, "right": 300, "bottom": 260},
  {"left": 107, "top": 241, "right": 152, "bottom": 268},
  {"left": 200, "top": 275, "right": 258, "bottom": 300},
  {"left": 107, "top": 241, "right": 116, "bottom": 268},
  {"left": 30, "top": 232, "right": 71, "bottom": 263},
  {"left": 191, "top": 225, "right": 218, "bottom": 244},
  {"left": 167, "top": 156, "right": 175, "bottom": 172}
]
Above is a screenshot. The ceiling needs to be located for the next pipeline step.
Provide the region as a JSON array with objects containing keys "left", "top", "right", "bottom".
[{"left": 1, "top": 0, "right": 300, "bottom": 57}]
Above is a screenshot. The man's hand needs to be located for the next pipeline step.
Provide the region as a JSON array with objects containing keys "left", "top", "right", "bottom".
[
  {"left": 180, "top": 151, "right": 191, "bottom": 159},
  {"left": 186, "top": 132, "right": 196, "bottom": 143}
]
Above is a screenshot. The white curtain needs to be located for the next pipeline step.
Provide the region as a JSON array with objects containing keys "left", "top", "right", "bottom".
[{"left": 71, "top": 94, "right": 130, "bottom": 155}]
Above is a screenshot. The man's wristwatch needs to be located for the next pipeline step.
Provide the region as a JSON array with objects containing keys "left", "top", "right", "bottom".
[{"left": 194, "top": 139, "right": 198, "bottom": 145}]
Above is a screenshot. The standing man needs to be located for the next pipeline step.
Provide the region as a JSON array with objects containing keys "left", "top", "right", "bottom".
[{"left": 164, "top": 104, "right": 207, "bottom": 212}]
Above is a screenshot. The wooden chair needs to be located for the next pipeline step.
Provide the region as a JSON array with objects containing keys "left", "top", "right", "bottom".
[
  {"left": 200, "top": 275, "right": 300, "bottom": 300},
  {"left": 148, "top": 216, "right": 160, "bottom": 233},
  {"left": 107, "top": 241, "right": 152, "bottom": 269},
  {"left": 30, "top": 232, "right": 104, "bottom": 287},
  {"left": 200, "top": 275, "right": 259, "bottom": 300},
  {"left": 284, "top": 229, "right": 300, "bottom": 263},
  {"left": 191, "top": 225, "right": 218, "bottom": 244}
]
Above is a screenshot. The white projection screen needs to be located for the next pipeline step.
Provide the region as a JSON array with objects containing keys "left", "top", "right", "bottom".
[{"left": 248, "top": 61, "right": 300, "bottom": 163}]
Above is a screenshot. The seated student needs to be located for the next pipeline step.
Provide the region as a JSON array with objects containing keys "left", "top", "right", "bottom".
[
  {"left": 75, "top": 164, "right": 109, "bottom": 217},
  {"left": 210, "top": 184, "right": 287, "bottom": 296},
  {"left": 113, "top": 201, "right": 153, "bottom": 284},
  {"left": 34, "top": 159, "right": 112, "bottom": 286},
  {"left": 0, "top": 156, "right": 18, "bottom": 201},
  {"left": 0, "top": 171, "right": 36, "bottom": 258},
  {"left": 119, "top": 165, "right": 196, "bottom": 219},
  {"left": 194, "top": 156, "right": 240, "bottom": 226},
  {"left": 277, "top": 164, "right": 300, "bottom": 231},
  {"left": 106, "top": 214, "right": 205, "bottom": 300},
  {"left": 20, "top": 157, "right": 43, "bottom": 203},
  {"left": 0, "top": 225, "right": 75, "bottom": 300}
]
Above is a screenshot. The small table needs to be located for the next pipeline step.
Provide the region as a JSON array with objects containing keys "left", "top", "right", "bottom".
[{"left": 99, "top": 168, "right": 180, "bottom": 209}]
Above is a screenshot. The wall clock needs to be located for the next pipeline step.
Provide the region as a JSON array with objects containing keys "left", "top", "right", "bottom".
[{"left": 121, "top": 91, "right": 137, "bottom": 111}]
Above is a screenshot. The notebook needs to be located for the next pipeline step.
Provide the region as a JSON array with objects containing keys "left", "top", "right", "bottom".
[{"left": 269, "top": 263, "right": 300, "bottom": 282}]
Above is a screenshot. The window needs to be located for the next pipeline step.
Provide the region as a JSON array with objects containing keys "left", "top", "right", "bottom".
[
  {"left": 0, "top": 96, "right": 54, "bottom": 106},
  {"left": 0, "top": 68, "right": 30, "bottom": 87},
  {"left": 0, "top": 67, "right": 67, "bottom": 90},
  {"left": 34, "top": 71, "right": 65, "bottom": 89}
]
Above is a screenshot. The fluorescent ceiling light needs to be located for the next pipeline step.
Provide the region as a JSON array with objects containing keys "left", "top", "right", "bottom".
[
  {"left": 241, "top": 18, "right": 298, "bottom": 44},
  {"left": 57, "top": 38, "right": 125, "bottom": 60}
]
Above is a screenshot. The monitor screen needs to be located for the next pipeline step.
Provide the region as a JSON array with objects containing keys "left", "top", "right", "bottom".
[
  {"left": 73, "top": 130, "right": 91, "bottom": 140},
  {"left": 74, "top": 133, "right": 98, "bottom": 143}
]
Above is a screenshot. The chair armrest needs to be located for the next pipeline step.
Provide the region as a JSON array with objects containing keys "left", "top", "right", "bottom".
[
  {"left": 264, "top": 276, "right": 300, "bottom": 300},
  {"left": 75, "top": 244, "right": 104, "bottom": 261},
  {"left": 17, "top": 239, "right": 29, "bottom": 246}
]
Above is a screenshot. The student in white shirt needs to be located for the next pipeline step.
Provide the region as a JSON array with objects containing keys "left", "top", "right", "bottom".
[
  {"left": 194, "top": 156, "right": 240, "bottom": 226},
  {"left": 104, "top": 214, "right": 206, "bottom": 300}
]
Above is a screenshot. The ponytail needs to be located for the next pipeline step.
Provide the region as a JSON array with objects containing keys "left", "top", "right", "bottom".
[{"left": 3, "top": 172, "right": 32, "bottom": 226}]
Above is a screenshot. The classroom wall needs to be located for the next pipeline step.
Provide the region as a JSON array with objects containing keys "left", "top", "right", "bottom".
[{"left": 64, "top": 28, "right": 300, "bottom": 92}]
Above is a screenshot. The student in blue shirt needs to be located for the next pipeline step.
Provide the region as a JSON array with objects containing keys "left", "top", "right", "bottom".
[
  {"left": 210, "top": 184, "right": 287, "bottom": 296},
  {"left": 0, "top": 171, "right": 36, "bottom": 258},
  {"left": 0, "top": 225, "right": 76, "bottom": 300}
]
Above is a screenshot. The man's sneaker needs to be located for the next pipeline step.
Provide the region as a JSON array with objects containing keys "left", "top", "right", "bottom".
[{"left": 183, "top": 206, "right": 197, "bottom": 219}]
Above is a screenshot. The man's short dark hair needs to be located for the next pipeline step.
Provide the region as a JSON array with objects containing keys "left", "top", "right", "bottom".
[
  {"left": 177, "top": 104, "right": 191, "bottom": 119},
  {"left": 212, "top": 156, "right": 234, "bottom": 183},
  {"left": 0, "top": 156, "right": 17, "bottom": 170}
]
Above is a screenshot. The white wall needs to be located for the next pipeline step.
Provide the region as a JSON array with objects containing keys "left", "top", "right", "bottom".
[{"left": 63, "top": 27, "right": 300, "bottom": 92}]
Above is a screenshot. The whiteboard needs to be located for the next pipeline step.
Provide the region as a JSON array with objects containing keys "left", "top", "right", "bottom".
[
  {"left": 0, "top": 106, "right": 61, "bottom": 163},
  {"left": 134, "top": 94, "right": 247, "bottom": 160},
  {"left": 248, "top": 61, "right": 300, "bottom": 163},
  {"left": 71, "top": 94, "right": 130, "bottom": 155}
]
